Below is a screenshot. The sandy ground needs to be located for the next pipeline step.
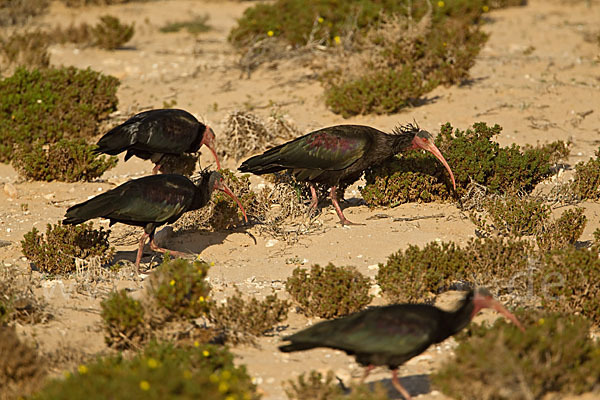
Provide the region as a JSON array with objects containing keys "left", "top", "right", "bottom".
[{"left": 1, "top": 0, "right": 600, "bottom": 398}]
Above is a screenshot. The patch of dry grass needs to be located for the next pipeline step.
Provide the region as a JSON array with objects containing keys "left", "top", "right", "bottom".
[{"left": 0, "top": 265, "right": 50, "bottom": 325}]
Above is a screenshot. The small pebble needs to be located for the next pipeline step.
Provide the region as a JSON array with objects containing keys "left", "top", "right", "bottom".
[{"left": 265, "top": 239, "right": 278, "bottom": 247}]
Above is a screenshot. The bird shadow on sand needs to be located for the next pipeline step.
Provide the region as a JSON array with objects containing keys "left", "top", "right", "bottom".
[{"left": 363, "top": 374, "right": 431, "bottom": 400}]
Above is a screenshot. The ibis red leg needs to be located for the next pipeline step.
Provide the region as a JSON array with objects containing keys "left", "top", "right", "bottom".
[
  {"left": 359, "top": 365, "right": 374, "bottom": 385},
  {"left": 391, "top": 369, "right": 412, "bottom": 400},
  {"left": 330, "top": 185, "right": 362, "bottom": 226},
  {"left": 308, "top": 183, "right": 319, "bottom": 214},
  {"left": 135, "top": 232, "right": 150, "bottom": 274},
  {"left": 152, "top": 163, "right": 161, "bottom": 175},
  {"left": 149, "top": 235, "right": 189, "bottom": 259}
]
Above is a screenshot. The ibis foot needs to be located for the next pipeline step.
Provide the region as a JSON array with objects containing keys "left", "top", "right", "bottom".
[
  {"left": 331, "top": 185, "right": 364, "bottom": 226},
  {"left": 149, "top": 238, "right": 188, "bottom": 259},
  {"left": 391, "top": 369, "right": 412, "bottom": 400}
]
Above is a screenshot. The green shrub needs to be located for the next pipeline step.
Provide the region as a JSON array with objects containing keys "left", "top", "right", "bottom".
[
  {"left": 101, "top": 290, "right": 147, "bottom": 349},
  {"left": 376, "top": 241, "right": 468, "bottom": 303},
  {"left": 160, "top": 14, "right": 211, "bottom": 34},
  {"left": 208, "top": 288, "right": 290, "bottom": 344},
  {"left": 21, "top": 223, "right": 114, "bottom": 274},
  {"left": 570, "top": 148, "right": 600, "bottom": 200},
  {"left": 0, "top": 67, "right": 119, "bottom": 163},
  {"left": 535, "top": 247, "right": 600, "bottom": 324},
  {"left": 324, "top": 67, "right": 433, "bottom": 118},
  {"left": 148, "top": 258, "right": 211, "bottom": 320},
  {"left": 92, "top": 15, "right": 134, "bottom": 50},
  {"left": 472, "top": 195, "right": 550, "bottom": 237},
  {"left": 377, "top": 237, "right": 533, "bottom": 302},
  {"left": 13, "top": 139, "right": 116, "bottom": 182},
  {"left": 285, "top": 263, "right": 372, "bottom": 318},
  {"left": 361, "top": 123, "right": 568, "bottom": 206},
  {"left": 536, "top": 207, "right": 586, "bottom": 252},
  {"left": 32, "top": 341, "right": 259, "bottom": 400},
  {"left": 0, "top": 30, "right": 50, "bottom": 69},
  {"left": 432, "top": 311, "right": 600, "bottom": 399},
  {"left": 0, "top": 325, "right": 46, "bottom": 399}
]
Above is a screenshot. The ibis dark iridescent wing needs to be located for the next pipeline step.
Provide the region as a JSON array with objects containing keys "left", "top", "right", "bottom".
[
  {"left": 63, "top": 174, "right": 197, "bottom": 227},
  {"left": 96, "top": 109, "right": 203, "bottom": 158},
  {"left": 239, "top": 126, "right": 373, "bottom": 178},
  {"left": 281, "top": 304, "right": 440, "bottom": 360}
]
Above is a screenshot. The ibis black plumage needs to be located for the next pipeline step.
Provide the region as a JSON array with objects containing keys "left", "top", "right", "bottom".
[
  {"left": 63, "top": 172, "right": 246, "bottom": 273},
  {"left": 279, "top": 287, "right": 524, "bottom": 399},
  {"left": 239, "top": 124, "right": 455, "bottom": 225},
  {"left": 96, "top": 109, "right": 221, "bottom": 174}
]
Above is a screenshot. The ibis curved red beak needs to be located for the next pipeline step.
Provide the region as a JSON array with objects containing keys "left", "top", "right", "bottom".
[
  {"left": 201, "top": 127, "right": 222, "bottom": 170},
  {"left": 472, "top": 293, "right": 525, "bottom": 332},
  {"left": 216, "top": 181, "right": 248, "bottom": 223},
  {"left": 412, "top": 136, "right": 456, "bottom": 190}
]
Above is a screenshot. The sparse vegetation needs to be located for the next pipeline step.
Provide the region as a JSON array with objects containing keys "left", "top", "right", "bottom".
[
  {"left": 0, "top": 265, "right": 49, "bottom": 325},
  {"left": 286, "top": 263, "right": 372, "bottom": 318},
  {"left": 536, "top": 207, "right": 586, "bottom": 251},
  {"left": 362, "top": 122, "right": 569, "bottom": 206},
  {"left": 208, "top": 288, "right": 289, "bottom": 344},
  {"left": 100, "top": 290, "right": 147, "bottom": 349},
  {"left": 147, "top": 257, "right": 211, "bottom": 321},
  {"left": 0, "top": 0, "right": 48, "bottom": 27},
  {"left": 0, "top": 30, "right": 50, "bottom": 69},
  {"left": 92, "top": 15, "right": 134, "bottom": 50},
  {"left": 13, "top": 139, "right": 116, "bottom": 182},
  {"left": 160, "top": 14, "right": 211, "bottom": 34},
  {"left": 0, "top": 325, "right": 46, "bottom": 399},
  {"left": 21, "top": 223, "right": 114, "bottom": 274},
  {"left": 570, "top": 148, "right": 600, "bottom": 200},
  {"left": 0, "top": 67, "right": 119, "bottom": 163},
  {"left": 32, "top": 341, "right": 259, "bottom": 400},
  {"left": 286, "top": 370, "right": 390, "bottom": 400},
  {"left": 432, "top": 311, "right": 600, "bottom": 399}
]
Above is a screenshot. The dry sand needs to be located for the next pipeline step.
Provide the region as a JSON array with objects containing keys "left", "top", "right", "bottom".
[{"left": 1, "top": 0, "right": 600, "bottom": 398}]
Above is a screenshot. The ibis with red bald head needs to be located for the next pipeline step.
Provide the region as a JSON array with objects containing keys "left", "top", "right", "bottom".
[
  {"left": 63, "top": 171, "right": 246, "bottom": 273},
  {"left": 95, "top": 109, "right": 221, "bottom": 174},
  {"left": 279, "top": 287, "right": 524, "bottom": 399},
  {"left": 239, "top": 123, "right": 455, "bottom": 225}
]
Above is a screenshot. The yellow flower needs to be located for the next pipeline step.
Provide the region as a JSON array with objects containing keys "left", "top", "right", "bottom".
[
  {"left": 482, "top": 5, "right": 489, "bottom": 12},
  {"left": 317, "top": 17, "right": 324, "bottom": 23},
  {"left": 443, "top": 42, "right": 447, "bottom": 47},
  {"left": 438, "top": 1, "right": 445, "bottom": 7},
  {"left": 147, "top": 358, "right": 159, "bottom": 369},
  {"left": 77, "top": 365, "right": 88, "bottom": 375},
  {"left": 183, "top": 370, "right": 193, "bottom": 379},
  {"left": 202, "top": 349, "right": 210, "bottom": 357},
  {"left": 169, "top": 279, "right": 175, "bottom": 286},
  {"left": 194, "top": 340, "right": 200, "bottom": 347},
  {"left": 198, "top": 296, "right": 205, "bottom": 303},
  {"left": 267, "top": 30, "right": 274, "bottom": 37},
  {"left": 333, "top": 36, "right": 341, "bottom": 45},
  {"left": 538, "top": 318, "right": 545, "bottom": 325},
  {"left": 222, "top": 370, "right": 232, "bottom": 380},
  {"left": 218, "top": 381, "right": 230, "bottom": 393},
  {"left": 209, "top": 373, "right": 219, "bottom": 384},
  {"left": 210, "top": 261, "right": 215, "bottom": 266},
  {"left": 139, "top": 380, "right": 150, "bottom": 391}
]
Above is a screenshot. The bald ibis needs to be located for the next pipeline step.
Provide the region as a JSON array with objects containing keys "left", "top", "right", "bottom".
[
  {"left": 279, "top": 287, "right": 524, "bottom": 399},
  {"left": 63, "top": 171, "right": 246, "bottom": 273},
  {"left": 239, "top": 124, "right": 455, "bottom": 225},
  {"left": 95, "top": 109, "right": 221, "bottom": 174}
]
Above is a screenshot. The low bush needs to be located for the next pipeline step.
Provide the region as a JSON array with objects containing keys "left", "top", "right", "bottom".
[
  {"left": 286, "top": 263, "right": 372, "bottom": 318},
  {"left": 208, "top": 288, "right": 289, "bottom": 344},
  {"left": 361, "top": 123, "right": 568, "bottom": 206},
  {"left": 21, "top": 223, "right": 114, "bottom": 274},
  {"left": 147, "top": 257, "right": 211, "bottom": 321},
  {"left": 160, "top": 14, "right": 211, "bottom": 34},
  {"left": 286, "top": 370, "right": 389, "bottom": 400},
  {"left": 535, "top": 247, "right": 600, "bottom": 324},
  {"left": 0, "top": 0, "right": 48, "bottom": 27},
  {"left": 570, "top": 148, "right": 600, "bottom": 200},
  {"left": 0, "top": 325, "right": 46, "bottom": 399},
  {"left": 377, "top": 237, "right": 533, "bottom": 303},
  {"left": 32, "top": 341, "right": 259, "bottom": 400},
  {"left": 536, "top": 207, "right": 586, "bottom": 252},
  {"left": 0, "top": 66, "right": 119, "bottom": 163},
  {"left": 92, "top": 15, "right": 134, "bottom": 50},
  {"left": 13, "top": 139, "right": 116, "bottom": 182},
  {"left": 100, "top": 290, "right": 147, "bottom": 350},
  {"left": 432, "top": 311, "right": 600, "bottom": 399}
]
